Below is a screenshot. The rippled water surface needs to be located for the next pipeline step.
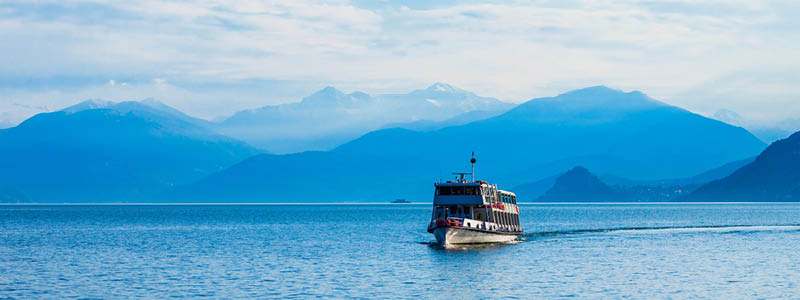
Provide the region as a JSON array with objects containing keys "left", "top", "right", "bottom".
[{"left": 3, "top": 203, "right": 800, "bottom": 299}]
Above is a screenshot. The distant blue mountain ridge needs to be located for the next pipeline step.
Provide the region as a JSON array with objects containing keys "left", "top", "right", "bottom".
[
  {"left": 168, "top": 86, "right": 767, "bottom": 202},
  {"left": 0, "top": 85, "right": 773, "bottom": 202},
  {"left": 62, "top": 98, "right": 215, "bottom": 129},
  {"left": 689, "top": 131, "right": 800, "bottom": 201},
  {"left": 381, "top": 110, "right": 508, "bottom": 132},
  {"left": 216, "top": 83, "right": 514, "bottom": 153},
  {"left": 0, "top": 100, "right": 259, "bottom": 202},
  {"left": 512, "top": 157, "right": 756, "bottom": 202}
]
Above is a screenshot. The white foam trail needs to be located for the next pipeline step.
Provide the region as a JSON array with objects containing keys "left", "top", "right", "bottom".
[{"left": 614, "top": 225, "right": 800, "bottom": 234}]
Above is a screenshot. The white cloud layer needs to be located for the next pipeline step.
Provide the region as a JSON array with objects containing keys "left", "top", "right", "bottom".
[{"left": 0, "top": 0, "right": 798, "bottom": 124}]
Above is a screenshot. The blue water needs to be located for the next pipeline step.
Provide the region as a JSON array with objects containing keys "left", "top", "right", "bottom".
[{"left": 2, "top": 203, "right": 800, "bottom": 299}]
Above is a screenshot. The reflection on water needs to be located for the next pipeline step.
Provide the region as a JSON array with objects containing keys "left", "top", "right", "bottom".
[
  {"left": 2, "top": 203, "right": 800, "bottom": 299},
  {"left": 424, "top": 240, "right": 522, "bottom": 251}
]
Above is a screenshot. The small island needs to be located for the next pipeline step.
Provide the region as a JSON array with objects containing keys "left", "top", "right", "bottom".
[{"left": 390, "top": 199, "right": 411, "bottom": 204}]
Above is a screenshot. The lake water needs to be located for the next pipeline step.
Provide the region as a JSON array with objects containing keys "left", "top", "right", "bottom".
[{"left": 2, "top": 203, "right": 800, "bottom": 299}]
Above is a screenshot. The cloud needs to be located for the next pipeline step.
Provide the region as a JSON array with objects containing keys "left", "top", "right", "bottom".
[{"left": 0, "top": 0, "right": 798, "bottom": 125}]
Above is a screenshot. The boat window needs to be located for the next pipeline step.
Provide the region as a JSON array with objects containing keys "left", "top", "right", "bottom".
[
  {"left": 437, "top": 186, "right": 482, "bottom": 196},
  {"left": 465, "top": 186, "right": 476, "bottom": 195},
  {"left": 437, "top": 186, "right": 447, "bottom": 195}
]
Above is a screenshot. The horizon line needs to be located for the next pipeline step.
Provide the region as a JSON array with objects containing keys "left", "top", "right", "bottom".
[{"left": 0, "top": 202, "right": 796, "bottom": 206}]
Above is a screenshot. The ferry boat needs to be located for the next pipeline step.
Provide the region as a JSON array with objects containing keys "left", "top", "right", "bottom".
[{"left": 427, "top": 154, "right": 523, "bottom": 246}]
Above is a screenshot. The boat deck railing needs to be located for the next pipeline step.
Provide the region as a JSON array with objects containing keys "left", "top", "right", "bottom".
[{"left": 431, "top": 217, "right": 521, "bottom": 233}]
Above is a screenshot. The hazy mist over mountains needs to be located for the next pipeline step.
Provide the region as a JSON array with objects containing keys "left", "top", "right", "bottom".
[
  {"left": 1, "top": 83, "right": 797, "bottom": 203},
  {"left": 711, "top": 109, "right": 799, "bottom": 143},
  {"left": 216, "top": 83, "right": 512, "bottom": 153},
  {"left": 168, "top": 86, "right": 767, "bottom": 203}
]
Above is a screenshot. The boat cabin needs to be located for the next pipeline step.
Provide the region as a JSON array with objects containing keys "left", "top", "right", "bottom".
[{"left": 431, "top": 179, "right": 521, "bottom": 233}]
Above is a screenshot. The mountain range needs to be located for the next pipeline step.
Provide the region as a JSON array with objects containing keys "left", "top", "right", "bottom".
[
  {"left": 518, "top": 164, "right": 718, "bottom": 203},
  {"left": 522, "top": 129, "right": 800, "bottom": 202},
  {"left": 0, "top": 100, "right": 259, "bottom": 202},
  {"left": 216, "top": 83, "right": 513, "bottom": 153},
  {"left": 1, "top": 84, "right": 785, "bottom": 203},
  {"left": 689, "top": 131, "right": 800, "bottom": 201},
  {"left": 169, "top": 86, "right": 766, "bottom": 202},
  {"left": 509, "top": 157, "right": 754, "bottom": 201}
]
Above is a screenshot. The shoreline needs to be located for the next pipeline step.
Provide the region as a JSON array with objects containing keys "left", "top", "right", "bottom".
[{"left": 0, "top": 202, "right": 798, "bottom": 206}]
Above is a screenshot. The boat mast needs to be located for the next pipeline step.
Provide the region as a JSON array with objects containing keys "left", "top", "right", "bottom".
[{"left": 470, "top": 152, "right": 476, "bottom": 182}]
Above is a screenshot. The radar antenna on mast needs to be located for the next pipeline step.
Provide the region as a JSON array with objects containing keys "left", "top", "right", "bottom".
[
  {"left": 451, "top": 172, "right": 470, "bottom": 182},
  {"left": 450, "top": 153, "right": 477, "bottom": 183}
]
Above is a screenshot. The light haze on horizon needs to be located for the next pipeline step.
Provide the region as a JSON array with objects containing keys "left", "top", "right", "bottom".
[{"left": 0, "top": 0, "right": 798, "bottom": 126}]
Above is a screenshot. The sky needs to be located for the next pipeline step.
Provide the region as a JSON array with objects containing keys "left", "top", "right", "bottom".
[{"left": 1, "top": 0, "right": 798, "bottom": 126}]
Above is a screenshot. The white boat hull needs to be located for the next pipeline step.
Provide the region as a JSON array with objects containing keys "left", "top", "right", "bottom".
[{"left": 433, "top": 227, "right": 519, "bottom": 246}]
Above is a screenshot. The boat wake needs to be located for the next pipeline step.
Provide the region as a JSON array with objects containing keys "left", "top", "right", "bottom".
[
  {"left": 523, "top": 224, "right": 800, "bottom": 239},
  {"left": 420, "top": 224, "right": 800, "bottom": 249}
]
